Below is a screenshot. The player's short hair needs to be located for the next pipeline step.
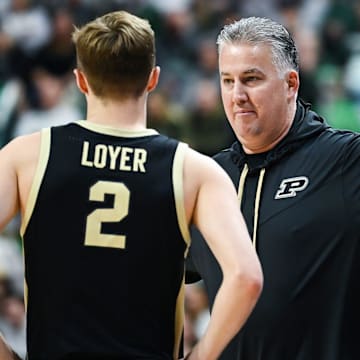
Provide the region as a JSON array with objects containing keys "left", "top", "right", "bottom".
[{"left": 72, "top": 10, "right": 155, "bottom": 99}]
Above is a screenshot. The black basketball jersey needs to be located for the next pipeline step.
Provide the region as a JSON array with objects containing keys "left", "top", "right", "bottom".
[{"left": 21, "top": 121, "right": 190, "bottom": 359}]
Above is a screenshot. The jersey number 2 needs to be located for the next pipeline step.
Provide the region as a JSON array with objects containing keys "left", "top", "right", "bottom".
[{"left": 85, "top": 180, "right": 130, "bottom": 249}]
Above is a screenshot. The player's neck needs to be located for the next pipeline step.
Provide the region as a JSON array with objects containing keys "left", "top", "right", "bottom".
[{"left": 85, "top": 95, "right": 148, "bottom": 130}]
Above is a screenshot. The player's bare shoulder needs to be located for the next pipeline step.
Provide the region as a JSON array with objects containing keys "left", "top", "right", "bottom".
[
  {"left": 1, "top": 131, "right": 43, "bottom": 213},
  {"left": 14, "top": 131, "right": 41, "bottom": 163},
  {"left": 182, "top": 146, "right": 237, "bottom": 224},
  {"left": 0, "top": 131, "right": 42, "bottom": 164},
  {"left": 183, "top": 146, "right": 235, "bottom": 188}
]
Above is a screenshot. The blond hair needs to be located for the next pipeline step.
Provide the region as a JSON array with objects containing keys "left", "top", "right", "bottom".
[{"left": 72, "top": 10, "right": 155, "bottom": 99}]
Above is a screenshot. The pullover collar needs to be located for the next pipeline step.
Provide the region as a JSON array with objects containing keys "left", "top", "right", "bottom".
[
  {"left": 223, "top": 99, "right": 329, "bottom": 247},
  {"left": 229, "top": 99, "right": 329, "bottom": 173}
]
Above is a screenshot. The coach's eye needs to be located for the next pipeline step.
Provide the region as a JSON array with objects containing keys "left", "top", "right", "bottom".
[
  {"left": 222, "top": 78, "right": 234, "bottom": 85},
  {"left": 245, "top": 76, "right": 259, "bottom": 82}
]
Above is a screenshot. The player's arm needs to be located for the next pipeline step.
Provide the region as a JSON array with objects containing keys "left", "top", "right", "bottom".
[
  {"left": 184, "top": 149, "right": 263, "bottom": 360},
  {"left": 0, "top": 132, "right": 41, "bottom": 231},
  {"left": 0, "top": 332, "right": 22, "bottom": 360},
  {"left": 0, "top": 138, "right": 21, "bottom": 231}
]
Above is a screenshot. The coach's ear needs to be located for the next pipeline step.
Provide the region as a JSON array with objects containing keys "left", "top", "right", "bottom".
[
  {"left": 73, "top": 68, "right": 90, "bottom": 95},
  {"left": 286, "top": 70, "right": 299, "bottom": 100}
]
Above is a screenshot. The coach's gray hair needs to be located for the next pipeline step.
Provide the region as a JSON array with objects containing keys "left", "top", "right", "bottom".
[{"left": 217, "top": 17, "right": 299, "bottom": 76}]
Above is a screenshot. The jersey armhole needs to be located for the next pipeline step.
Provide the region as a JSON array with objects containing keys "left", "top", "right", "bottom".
[
  {"left": 172, "top": 143, "right": 189, "bottom": 360},
  {"left": 172, "top": 142, "right": 191, "bottom": 251},
  {"left": 20, "top": 128, "right": 51, "bottom": 236}
]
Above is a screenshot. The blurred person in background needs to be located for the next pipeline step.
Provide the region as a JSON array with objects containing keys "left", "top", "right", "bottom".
[
  {"left": 0, "top": 277, "right": 22, "bottom": 360},
  {"left": 8, "top": 65, "right": 82, "bottom": 139},
  {"left": 0, "top": 0, "right": 52, "bottom": 83},
  {"left": 183, "top": 78, "right": 235, "bottom": 156},
  {"left": 185, "top": 282, "right": 210, "bottom": 342},
  {"left": 33, "top": 6, "right": 77, "bottom": 82},
  {"left": 318, "top": 64, "right": 360, "bottom": 132},
  {"left": 0, "top": 235, "right": 23, "bottom": 296},
  {"left": 294, "top": 28, "right": 321, "bottom": 108},
  {"left": 147, "top": 91, "right": 185, "bottom": 139},
  {"left": 319, "top": 0, "right": 354, "bottom": 68},
  {"left": 0, "top": 332, "right": 21, "bottom": 360},
  {"left": 183, "top": 312, "right": 197, "bottom": 355},
  {"left": 0, "top": 294, "right": 26, "bottom": 359}
]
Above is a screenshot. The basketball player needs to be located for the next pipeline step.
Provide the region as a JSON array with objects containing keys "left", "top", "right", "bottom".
[{"left": 0, "top": 10, "right": 262, "bottom": 360}]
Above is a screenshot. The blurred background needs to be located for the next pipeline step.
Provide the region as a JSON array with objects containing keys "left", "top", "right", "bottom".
[{"left": 0, "top": 0, "right": 359, "bottom": 357}]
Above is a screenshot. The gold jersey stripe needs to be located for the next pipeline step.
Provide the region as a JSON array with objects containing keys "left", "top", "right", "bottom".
[
  {"left": 21, "top": 128, "right": 51, "bottom": 236},
  {"left": 172, "top": 141, "right": 190, "bottom": 359},
  {"left": 77, "top": 120, "right": 159, "bottom": 137},
  {"left": 172, "top": 142, "right": 190, "bottom": 248}
]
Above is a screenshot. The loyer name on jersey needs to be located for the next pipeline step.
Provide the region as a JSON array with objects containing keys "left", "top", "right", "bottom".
[{"left": 80, "top": 141, "right": 147, "bottom": 172}]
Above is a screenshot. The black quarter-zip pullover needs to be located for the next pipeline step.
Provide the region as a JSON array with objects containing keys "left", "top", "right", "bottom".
[{"left": 187, "top": 100, "right": 360, "bottom": 360}]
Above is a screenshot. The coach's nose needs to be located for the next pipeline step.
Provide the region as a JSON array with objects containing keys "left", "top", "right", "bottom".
[{"left": 232, "top": 81, "right": 248, "bottom": 104}]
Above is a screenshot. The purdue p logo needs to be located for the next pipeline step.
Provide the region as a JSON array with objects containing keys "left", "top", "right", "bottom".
[{"left": 275, "top": 176, "right": 309, "bottom": 199}]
